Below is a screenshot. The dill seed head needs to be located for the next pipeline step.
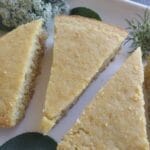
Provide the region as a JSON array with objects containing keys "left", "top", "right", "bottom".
[{"left": 126, "top": 9, "right": 150, "bottom": 57}]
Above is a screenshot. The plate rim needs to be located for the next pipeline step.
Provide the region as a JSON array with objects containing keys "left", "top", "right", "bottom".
[{"left": 120, "top": 0, "right": 149, "bottom": 9}]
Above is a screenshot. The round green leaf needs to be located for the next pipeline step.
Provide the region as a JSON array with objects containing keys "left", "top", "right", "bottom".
[
  {"left": 70, "top": 7, "right": 102, "bottom": 21},
  {"left": 0, "top": 132, "right": 57, "bottom": 150}
]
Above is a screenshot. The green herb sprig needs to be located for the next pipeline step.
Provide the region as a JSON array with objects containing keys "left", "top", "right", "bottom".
[{"left": 126, "top": 9, "right": 150, "bottom": 57}]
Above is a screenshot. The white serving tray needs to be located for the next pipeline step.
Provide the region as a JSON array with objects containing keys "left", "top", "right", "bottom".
[{"left": 0, "top": 0, "right": 148, "bottom": 145}]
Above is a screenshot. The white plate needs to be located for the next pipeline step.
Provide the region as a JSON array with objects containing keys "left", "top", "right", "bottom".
[
  {"left": 70, "top": 0, "right": 147, "bottom": 28},
  {"left": 0, "top": 0, "right": 148, "bottom": 146}
]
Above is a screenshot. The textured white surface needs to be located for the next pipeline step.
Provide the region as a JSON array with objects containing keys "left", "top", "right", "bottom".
[
  {"left": 132, "top": 0, "right": 150, "bottom": 5},
  {"left": 0, "top": 0, "right": 147, "bottom": 146}
]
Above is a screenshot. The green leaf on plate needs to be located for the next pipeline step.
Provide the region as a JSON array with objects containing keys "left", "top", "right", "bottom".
[
  {"left": 70, "top": 7, "right": 102, "bottom": 21},
  {"left": 0, "top": 132, "right": 57, "bottom": 150}
]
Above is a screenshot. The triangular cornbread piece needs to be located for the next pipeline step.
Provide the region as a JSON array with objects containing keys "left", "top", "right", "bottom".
[
  {"left": 0, "top": 20, "right": 44, "bottom": 127},
  {"left": 58, "top": 49, "right": 149, "bottom": 150},
  {"left": 144, "top": 58, "right": 150, "bottom": 139},
  {"left": 41, "top": 16, "right": 127, "bottom": 133}
]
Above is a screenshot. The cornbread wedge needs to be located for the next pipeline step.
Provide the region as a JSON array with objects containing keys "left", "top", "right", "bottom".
[
  {"left": 0, "top": 20, "right": 45, "bottom": 127},
  {"left": 58, "top": 49, "right": 149, "bottom": 150},
  {"left": 41, "top": 16, "right": 127, "bottom": 133},
  {"left": 144, "top": 58, "right": 150, "bottom": 139}
]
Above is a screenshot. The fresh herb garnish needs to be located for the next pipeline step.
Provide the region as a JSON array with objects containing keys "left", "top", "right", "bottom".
[
  {"left": 0, "top": 0, "right": 69, "bottom": 29},
  {"left": 0, "top": 132, "right": 57, "bottom": 150},
  {"left": 70, "top": 7, "right": 102, "bottom": 21},
  {"left": 126, "top": 9, "right": 150, "bottom": 56},
  {"left": 0, "top": 17, "right": 13, "bottom": 31}
]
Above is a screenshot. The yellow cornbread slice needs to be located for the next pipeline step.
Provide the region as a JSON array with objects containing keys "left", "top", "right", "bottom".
[
  {"left": 58, "top": 49, "right": 149, "bottom": 150},
  {"left": 144, "top": 57, "right": 150, "bottom": 139},
  {"left": 41, "top": 16, "right": 127, "bottom": 133},
  {"left": 0, "top": 20, "right": 44, "bottom": 127}
]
